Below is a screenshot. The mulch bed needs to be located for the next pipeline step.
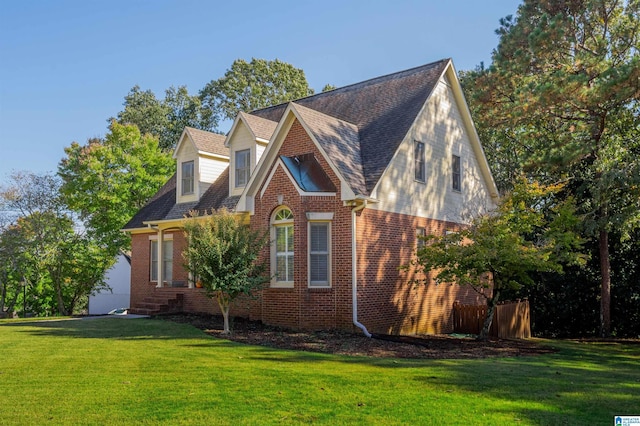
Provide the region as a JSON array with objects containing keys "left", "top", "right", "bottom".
[{"left": 157, "top": 313, "right": 556, "bottom": 359}]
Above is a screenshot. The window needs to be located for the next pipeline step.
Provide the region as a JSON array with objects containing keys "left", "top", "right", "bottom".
[
  {"left": 309, "top": 222, "right": 330, "bottom": 287},
  {"left": 416, "top": 227, "right": 426, "bottom": 248},
  {"left": 414, "top": 141, "right": 425, "bottom": 182},
  {"left": 272, "top": 208, "right": 294, "bottom": 286},
  {"left": 235, "top": 149, "right": 250, "bottom": 187},
  {"left": 181, "top": 161, "right": 194, "bottom": 195},
  {"left": 150, "top": 239, "right": 173, "bottom": 283},
  {"left": 452, "top": 155, "right": 461, "bottom": 191}
]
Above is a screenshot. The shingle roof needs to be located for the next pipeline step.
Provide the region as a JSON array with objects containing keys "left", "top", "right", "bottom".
[
  {"left": 250, "top": 59, "right": 449, "bottom": 194},
  {"left": 239, "top": 112, "right": 278, "bottom": 141},
  {"left": 290, "top": 103, "right": 365, "bottom": 195},
  {"left": 124, "top": 59, "right": 451, "bottom": 229},
  {"left": 122, "top": 168, "right": 233, "bottom": 229},
  {"left": 184, "top": 127, "right": 228, "bottom": 157},
  {"left": 123, "top": 174, "right": 177, "bottom": 229}
]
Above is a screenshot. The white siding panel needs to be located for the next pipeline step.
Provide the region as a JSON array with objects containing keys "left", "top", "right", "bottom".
[
  {"left": 371, "top": 76, "right": 495, "bottom": 224},
  {"left": 200, "top": 157, "right": 228, "bottom": 183},
  {"left": 88, "top": 254, "right": 131, "bottom": 315},
  {"left": 256, "top": 142, "right": 267, "bottom": 164}
]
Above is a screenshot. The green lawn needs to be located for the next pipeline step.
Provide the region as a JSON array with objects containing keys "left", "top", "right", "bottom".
[{"left": 0, "top": 318, "right": 638, "bottom": 425}]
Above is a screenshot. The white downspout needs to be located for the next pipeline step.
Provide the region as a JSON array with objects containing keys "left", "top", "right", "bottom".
[{"left": 352, "top": 200, "right": 372, "bottom": 337}]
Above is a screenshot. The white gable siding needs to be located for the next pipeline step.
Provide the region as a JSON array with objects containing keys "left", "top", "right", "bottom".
[
  {"left": 371, "top": 75, "right": 495, "bottom": 224},
  {"left": 199, "top": 155, "right": 228, "bottom": 195},
  {"left": 176, "top": 138, "right": 199, "bottom": 204},
  {"left": 256, "top": 141, "right": 267, "bottom": 164},
  {"left": 228, "top": 122, "right": 257, "bottom": 197}
]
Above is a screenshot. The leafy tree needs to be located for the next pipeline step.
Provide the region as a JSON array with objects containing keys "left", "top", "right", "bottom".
[
  {"left": 321, "top": 84, "right": 337, "bottom": 92},
  {"left": 465, "top": 0, "right": 640, "bottom": 336},
  {"left": 0, "top": 172, "right": 111, "bottom": 316},
  {"left": 162, "top": 86, "right": 218, "bottom": 151},
  {"left": 182, "top": 209, "right": 269, "bottom": 334},
  {"left": 59, "top": 121, "right": 174, "bottom": 256},
  {"left": 0, "top": 223, "right": 27, "bottom": 316},
  {"left": 115, "top": 85, "right": 169, "bottom": 144},
  {"left": 200, "top": 58, "right": 314, "bottom": 121},
  {"left": 404, "top": 180, "right": 585, "bottom": 339},
  {"left": 115, "top": 85, "right": 216, "bottom": 151}
]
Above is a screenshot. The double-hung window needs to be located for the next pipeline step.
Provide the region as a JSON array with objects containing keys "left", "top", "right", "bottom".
[
  {"left": 181, "top": 161, "right": 194, "bottom": 195},
  {"left": 235, "top": 149, "right": 250, "bottom": 187},
  {"left": 416, "top": 227, "right": 426, "bottom": 249},
  {"left": 272, "top": 208, "right": 294, "bottom": 286},
  {"left": 150, "top": 239, "right": 173, "bottom": 283},
  {"left": 414, "top": 141, "right": 426, "bottom": 182},
  {"left": 307, "top": 213, "right": 333, "bottom": 287},
  {"left": 452, "top": 155, "right": 461, "bottom": 191}
]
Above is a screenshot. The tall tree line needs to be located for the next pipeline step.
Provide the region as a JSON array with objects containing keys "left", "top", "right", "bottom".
[{"left": 462, "top": 0, "right": 639, "bottom": 337}]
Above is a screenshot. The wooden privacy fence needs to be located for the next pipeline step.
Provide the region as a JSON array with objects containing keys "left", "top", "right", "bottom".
[{"left": 452, "top": 300, "right": 531, "bottom": 339}]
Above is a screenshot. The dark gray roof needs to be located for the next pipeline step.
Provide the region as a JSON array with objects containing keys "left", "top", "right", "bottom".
[
  {"left": 124, "top": 59, "right": 450, "bottom": 229},
  {"left": 291, "top": 103, "right": 365, "bottom": 195},
  {"left": 250, "top": 59, "right": 449, "bottom": 194},
  {"left": 122, "top": 168, "right": 234, "bottom": 229},
  {"left": 123, "top": 174, "right": 177, "bottom": 229}
]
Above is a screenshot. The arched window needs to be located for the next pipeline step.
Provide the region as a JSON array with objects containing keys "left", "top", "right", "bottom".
[{"left": 271, "top": 207, "right": 294, "bottom": 287}]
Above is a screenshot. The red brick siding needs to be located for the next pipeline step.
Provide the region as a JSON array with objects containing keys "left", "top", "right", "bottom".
[
  {"left": 356, "top": 209, "right": 484, "bottom": 334},
  {"left": 130, "top": 233, "right": 157, "bottom": 308},
  {"left": 252, "top": 119, "right": 353, "bottom": 330}
]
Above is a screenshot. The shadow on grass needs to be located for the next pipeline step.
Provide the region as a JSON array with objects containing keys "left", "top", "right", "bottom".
[
  {"left": 2, "top": 317, "right": 209, "bottom": 341},
  {"left": 410, "top": 340, "right": 640, "bottom": 424}
]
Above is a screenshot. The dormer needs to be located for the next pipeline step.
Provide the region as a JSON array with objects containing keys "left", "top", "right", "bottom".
[
  {"left": 226, "top": 112, "right": 278, "bottom": 197},
  {"left": 173, "top": 127, "right": 229, "bottom": 204}
]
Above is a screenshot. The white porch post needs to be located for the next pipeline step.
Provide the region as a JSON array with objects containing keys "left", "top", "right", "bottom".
[{"left": 156, "top": 228, "right": 164, "bottom": 288}]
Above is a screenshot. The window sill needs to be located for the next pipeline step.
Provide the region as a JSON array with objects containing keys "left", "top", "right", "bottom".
[
  {"left": 308, "top": 285, "right": 331, "bottom": 290},
  {"left": 271, "top": 282, "right": 294, "bottom": 289}
]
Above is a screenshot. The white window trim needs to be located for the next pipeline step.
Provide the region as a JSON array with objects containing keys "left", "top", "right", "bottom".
[
  {"left": 181, "top": 160, "right": 195, "bottom": 195},
  {"left": 307, "top": 218, "right": 331, "bottom": 288},
  {"left": 235, "top": 148, "right": 251, "bottom": 188},
  {"left": 150, "top": 238, "right": 174, "bottom": 284},
  {"left": 271, "top": 207, "right": 294, "bottom": 288}
]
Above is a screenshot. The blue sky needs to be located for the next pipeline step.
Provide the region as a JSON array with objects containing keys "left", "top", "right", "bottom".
[{"left": 0, "top": 0, "right": 521, "bottom": 176}]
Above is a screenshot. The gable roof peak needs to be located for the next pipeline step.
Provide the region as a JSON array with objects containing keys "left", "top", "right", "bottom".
[
  {"left": 181, "top": 127, "right": 228, "bottom": 157},
  {"left": 249, "top": 58, "right": 451, "bottom": 193}
]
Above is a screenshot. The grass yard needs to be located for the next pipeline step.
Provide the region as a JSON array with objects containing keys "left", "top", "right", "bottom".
[{"left": 0, "top": 317, "right": 638, "bottom": 425}]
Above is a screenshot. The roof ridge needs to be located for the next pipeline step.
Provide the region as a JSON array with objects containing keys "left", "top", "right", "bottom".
[{"left": 251, "top": 58, "right": 450, "bottom": 115}]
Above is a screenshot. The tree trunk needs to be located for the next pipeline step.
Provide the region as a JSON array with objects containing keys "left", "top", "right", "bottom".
[
  {"left": 478, "top": 290, "right": 500, "bottom": 341},
  {"left": 599, "top": 229, "right": 611, "bottom": 337},
  {"left": 217, "top": 293, "right": 231, "bottom": 334}
]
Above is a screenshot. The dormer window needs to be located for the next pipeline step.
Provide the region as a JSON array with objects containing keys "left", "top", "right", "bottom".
[
  {"left": 235, "top": 149, "right": 250, "bottom": 187},
  {"left": 181, "top": 161, "right": 194, "bottom": 195}
]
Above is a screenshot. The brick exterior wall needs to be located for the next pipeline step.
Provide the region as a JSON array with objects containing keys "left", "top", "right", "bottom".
[
  {"left": 129, "top": 231, "right": 251, "bottom": 317},
  {"left": 251, "top": 119, "right": 354, "bottom": 330},
  {"left": 128, "top": 118, "right": 485, "bottom": 335},
  {"left": 356, "top": 209, "right": 485, "bottom": 334}
]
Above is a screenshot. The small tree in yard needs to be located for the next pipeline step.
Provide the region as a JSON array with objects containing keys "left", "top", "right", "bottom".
[
  {"left": 404, "top": 180, "right": 585, "bottom": 340},
  {"left": 183, "top": 209, "right": 269, "bottom": 334}
]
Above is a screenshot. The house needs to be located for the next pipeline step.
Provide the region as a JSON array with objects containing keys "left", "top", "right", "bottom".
[
  {"left": 123, "top": 58, "right": 499, "bottom": 335},
  {"left": 88, "top": 253, "right": 131, "bottom": 315}
]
